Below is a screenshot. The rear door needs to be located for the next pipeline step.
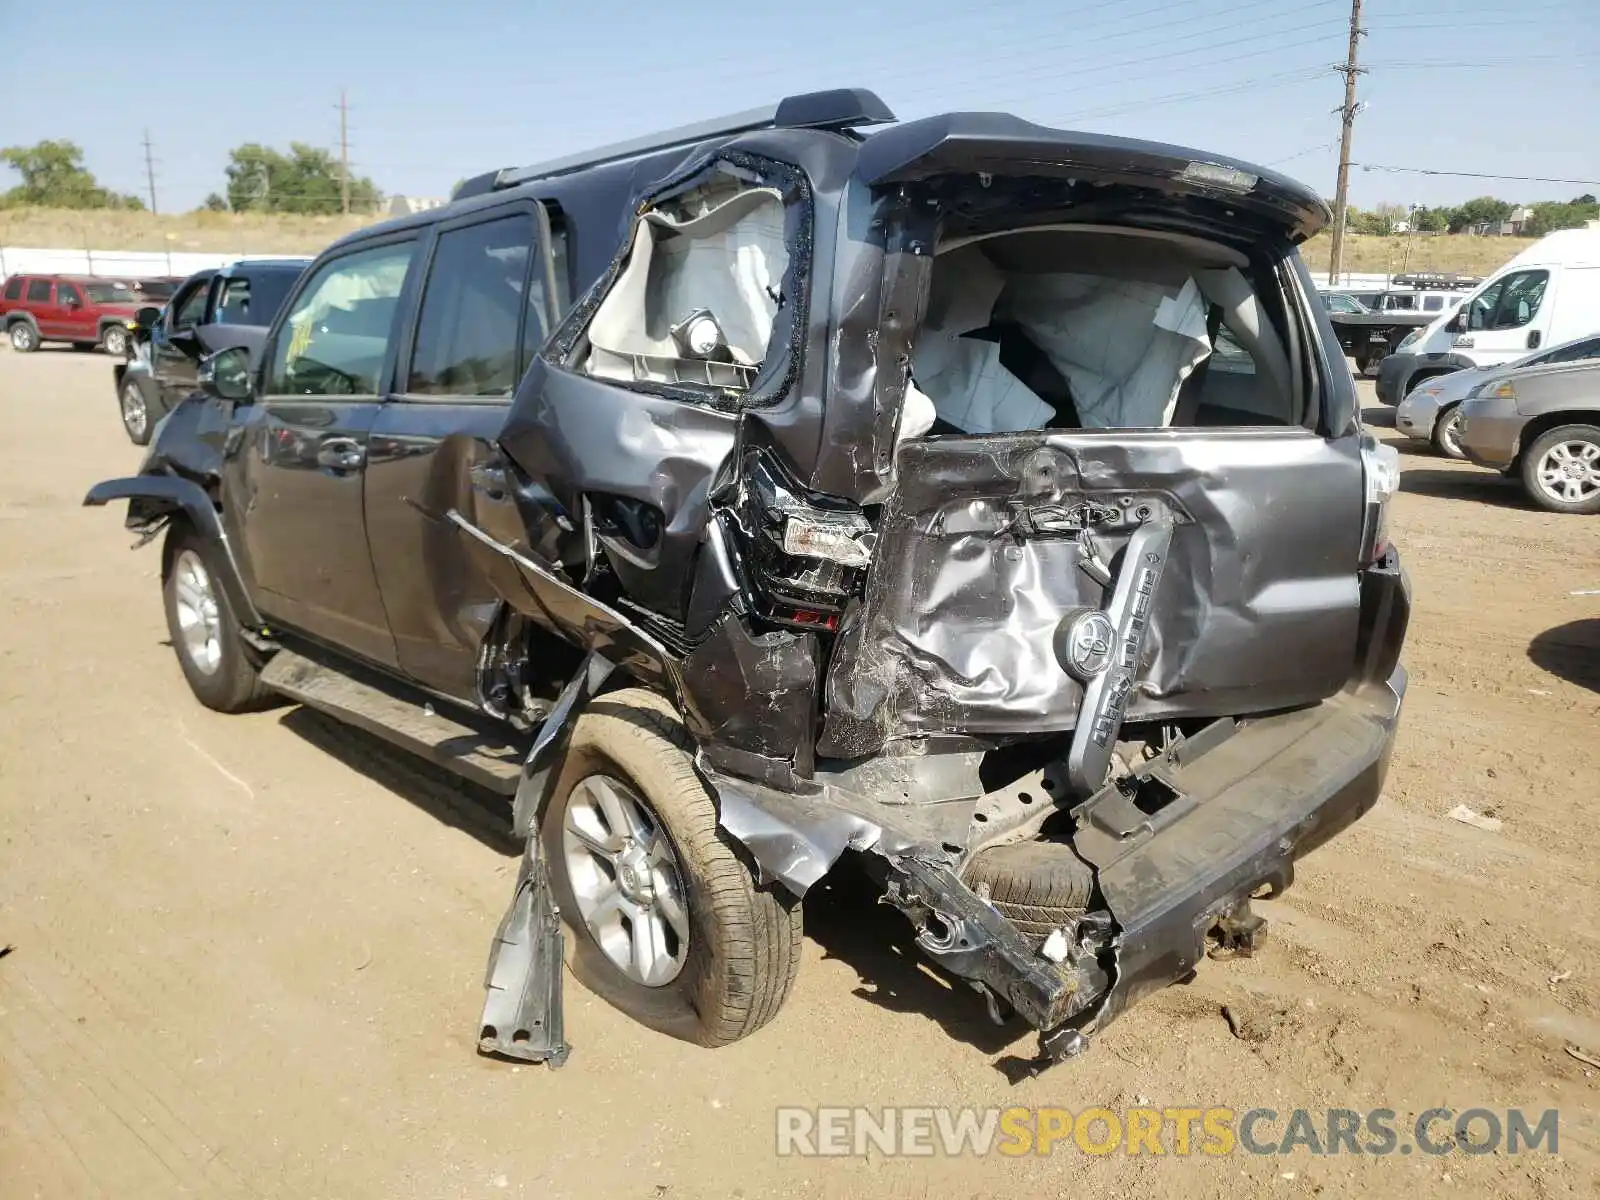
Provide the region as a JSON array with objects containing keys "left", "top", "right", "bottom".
[
  {"left": 365, "top": 202, "right": 563, "bottom": 698},
  {"left": 221, "top": 236, "right": 421, "bottom": 667},
  {"left": 26, "top": 278, "right": 60, "bottom": 336}
]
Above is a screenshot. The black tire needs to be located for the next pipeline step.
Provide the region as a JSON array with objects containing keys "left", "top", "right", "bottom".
[
  {"left": 1519, "top": 424, "right": 1600, "bottom": 515},
  {"left": 1353, "top": 352, "right": 1372, "bottom": 377},
  {"left": 119, "top": 378, "right": 154, "bottom": 445},
  {"left": 1431, "top": 404, "right": 1466, "bottom": 460},
  {"left": 161, "top": 523, "right": 273, "bottom": 712},
  {"left": 541, "top": 688, "right": 802, "bottom": 1047},
  {"left": 962, "top": 838, "right": 1096, "bottom": 947},
  {"left": 8, "top": 320, "right": 38, "bottom": 352},
  {"left": 99, "top": 324, "right": 129, "bottom": 357}
]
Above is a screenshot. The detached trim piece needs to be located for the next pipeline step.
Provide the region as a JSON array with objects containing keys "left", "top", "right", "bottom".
[
  {"left": 478, "top": 846, "right": 570, "bottom": 1067},
  {"left": 82, "top": 474, "right": 265, "bottom": 631}
]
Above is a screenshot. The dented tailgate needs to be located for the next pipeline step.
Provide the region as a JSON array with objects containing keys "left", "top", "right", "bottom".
[{"left": 820, "top": 428, "right": 1364, "bottom": 761}]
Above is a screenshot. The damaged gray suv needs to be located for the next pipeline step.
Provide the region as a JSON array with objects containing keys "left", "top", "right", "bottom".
[{"left": 86, "top": 88, "right": 1411, "bottom": 1070}]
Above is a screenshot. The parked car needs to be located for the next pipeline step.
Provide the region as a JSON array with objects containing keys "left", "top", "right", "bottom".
[
  {"left": 1457, "top": 356, "right": 1600, "bottom": 513},
  {"left": 129, "top": 276, "right": 185, "bottom": 304},
  {"left": 114, "top": 258, "right": 309, "bottom": 444},
  {"left": 1378, "top": 228, "right": 1600, "bottom": 405},
  {"left": 84, "top": 89, "right": 1409, "bottom": 1070},
  {"left": 0, "top": 273, "right": 143, "bottom": 354},
  {"left": 1395, "top": 332, "right": 1600, "bottom": 457},
  {"left": 1321, "top": 291, "right": 1371, "bottom": 315}
]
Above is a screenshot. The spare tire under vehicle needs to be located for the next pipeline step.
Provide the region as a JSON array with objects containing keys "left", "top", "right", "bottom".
[{"left": 540, "top": 688, "right": 803, "bottom": 1047}]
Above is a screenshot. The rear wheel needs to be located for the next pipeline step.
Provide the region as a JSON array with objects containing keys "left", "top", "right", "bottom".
[
  {"left": 541, "top": 688, "right": 802, "bottom": 1046},
  {"left": 1431, "top": 404, "right": 1466, "bottom": 459},
  {"left": 1521, "top": 424, "right": 1600, "bottom": 515},
  {"left": 100, "top": 324, "right": 129, "bottom": 357},
  {"left": 8, "top": 322, "right": 37, "bottom": 352},
  {"left": 162, "top": 524, "right": 273, "bottom": 712}
]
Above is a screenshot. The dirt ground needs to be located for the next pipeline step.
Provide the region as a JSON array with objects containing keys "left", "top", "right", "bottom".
[{"left": 1, "top": 347, "right": 1597, "bottom": 1200}]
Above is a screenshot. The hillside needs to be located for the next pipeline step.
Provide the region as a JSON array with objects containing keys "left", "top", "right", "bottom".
[{"left": 0, "top": 206, "right": 1539, "bottom": 279}]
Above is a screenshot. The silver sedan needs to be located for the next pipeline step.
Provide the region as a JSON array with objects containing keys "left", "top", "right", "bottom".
[{"left": 1394, "top": 333, "right": 1600, "bottom": 459}]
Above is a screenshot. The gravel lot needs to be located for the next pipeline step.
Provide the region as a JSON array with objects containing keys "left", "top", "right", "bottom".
[{"left": 2, "top": 346, "right": 1598, "bottom": 1199}]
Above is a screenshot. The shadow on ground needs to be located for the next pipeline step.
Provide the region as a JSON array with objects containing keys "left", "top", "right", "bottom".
[
  {"left": 1399, "top": 466, "right": 1531, "bottom": 508},
  {"left": 1528, "top": 619, "right": 1600, "bottom": 694},
  {"left": 277, "top": 706, "right": 520, "bottom": 855},
  {"left": 801, "top": 860, "right": 1023, "bottom": 1059}
]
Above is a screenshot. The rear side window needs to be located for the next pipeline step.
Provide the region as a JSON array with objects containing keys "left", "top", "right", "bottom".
[
  {"left": 407, "top": 213, "right": 537, "bottom": 397},
  {"left": 266, "top": 241, "right": 416, "bottom": 397},
  {"left": 26, "top": 279, "right": 51, "bottom": 303},
  {"left": 243, "top": 270, "right": 297, "bottom": 327},
  {"left": 1544, "top": 336, "right": 1600, "bottom": 365},
  {"left": 3, "top": 277, "right": 20, "bottom": 300},
  {"left": 1422, "top": 295, "right": 1444, "bottom": 312},
  {"left": 214, "top": 277, "right": 255, "bottom": 324}
]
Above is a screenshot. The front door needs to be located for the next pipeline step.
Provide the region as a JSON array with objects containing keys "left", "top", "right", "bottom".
[
  {"left": 151, "top": 274, "right": 213, "bottom": 406},
  {"left": 1455, "top": 267, "right": 1554, "bottom": 365},
  {"left": 365, "top": 205, "right": 557, "bottom": 699},
  {"left": 54, "top": 281, "right": 93, "bottom": 342},
  {"left": 221, "top": 236, "right": 420, "bottom": 667}
]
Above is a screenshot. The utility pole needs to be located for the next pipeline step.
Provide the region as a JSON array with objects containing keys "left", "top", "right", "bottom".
[
  {"left": 142, "top": 129, "right": 159, "bottom": 215},
  {"left": 1326, "top": 0, "right": 1366, "bottom": 287},
  {"left": 338, "top": 89, "right": 351, "bottom": 215}
]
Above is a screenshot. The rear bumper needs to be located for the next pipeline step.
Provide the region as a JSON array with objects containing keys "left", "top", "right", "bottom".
[{"left": 1079, "top": 666, "right": 1405, "bottom": 1030}]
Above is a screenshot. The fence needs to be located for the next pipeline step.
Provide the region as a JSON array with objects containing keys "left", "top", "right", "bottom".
[{"left": 0, "top": 246, "right": 304, "bottom": 282}]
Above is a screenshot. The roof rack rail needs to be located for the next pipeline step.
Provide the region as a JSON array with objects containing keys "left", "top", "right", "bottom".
[{"left": 452, "top": 88, "right": 894, "bottom": 201}]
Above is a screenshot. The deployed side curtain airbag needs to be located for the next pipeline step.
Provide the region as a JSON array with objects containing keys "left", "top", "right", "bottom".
[{"left": 583, "top": 186, "right": 788, "bottom": 385}]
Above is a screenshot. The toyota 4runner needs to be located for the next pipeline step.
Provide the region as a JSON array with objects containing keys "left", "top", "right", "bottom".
[{"left": 86, "top": 88, "right": 1410, "bottom": 1071}]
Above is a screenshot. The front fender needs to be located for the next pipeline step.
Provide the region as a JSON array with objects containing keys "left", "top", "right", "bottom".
[{"left": 83, "top": 474, "right": 265, "bottom": 631}]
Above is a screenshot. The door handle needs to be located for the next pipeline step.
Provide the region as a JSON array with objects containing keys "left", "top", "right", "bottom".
[
  {"left": 1527, "top": 330, "right": 1542, "bottom": 349},
  {"left": 316, "top": 437, "right": 365, "bottom": 472}
]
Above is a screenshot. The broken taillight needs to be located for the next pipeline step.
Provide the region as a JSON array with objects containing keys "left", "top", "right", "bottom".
[
  {"left": 1359, "top": 440, "right": 1400, "bottom": 565},
  {"left": 737, "top": 451, "right": 872, "bottom": 631}
]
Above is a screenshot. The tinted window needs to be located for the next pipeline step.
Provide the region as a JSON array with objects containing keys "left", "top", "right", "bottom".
[
  {"left": 3, "top": 277, "right": 21, "bottom": 300},
  {"left": 267, "top": 241, "right": 415, "bottom": 397},
  {"left": 408, "top": 214, "right": 536, "bottom": 397},
  {"left": 26, "top": 279, "right": 52, "bottom": 303},
  {"left": 1423, "top": 295, "right": 1444, "bottom": 312},
  {"left": 57, "top": 283, "right": 83, "bottom": 306},
  {"left": 243, "top": 270, "right": 297, "bottom": 327},
  {"left": 83, "top": 282, "right": 135, "bottom": 303},
  {"left": 1543, "top": 336, "right": 1600, "bottom": 365}
]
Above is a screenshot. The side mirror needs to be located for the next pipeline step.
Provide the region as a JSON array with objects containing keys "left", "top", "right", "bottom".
[
  {"left": 63, "top": 295, "right": 81, "bottom": 310},
  {"left": 132, "top": 305, "right": 161, "bottom": 332},
  {"left": 199, "top": 346, "right": 253, "bottom": 403},
  {"left": 1446, "top": 309, "right": 1467, "bottom": 334}
]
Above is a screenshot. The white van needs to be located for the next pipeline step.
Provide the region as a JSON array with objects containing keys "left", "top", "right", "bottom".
[{"left": 1375, "top": 227, "right": 1600, "bottom": 405}]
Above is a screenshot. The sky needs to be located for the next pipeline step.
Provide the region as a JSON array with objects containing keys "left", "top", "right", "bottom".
[{"left": 1, "top": 0, "right": 1596, "bottom": 215}]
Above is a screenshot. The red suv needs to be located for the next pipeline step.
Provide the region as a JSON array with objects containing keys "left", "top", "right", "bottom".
[{"left": 1, "top": 274, "right": 146, "bottom": 356}]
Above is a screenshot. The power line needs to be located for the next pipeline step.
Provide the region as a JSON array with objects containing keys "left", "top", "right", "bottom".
[{"left": 1354, "top": 164, "right": 1600, "bottom": 186}]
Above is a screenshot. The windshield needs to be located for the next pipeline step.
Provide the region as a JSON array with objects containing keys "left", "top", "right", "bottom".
[{"left": 83, "top": 282, "right": 137, "bottom": 304}]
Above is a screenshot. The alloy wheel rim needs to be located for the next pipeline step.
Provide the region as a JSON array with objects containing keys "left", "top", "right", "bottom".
[
  {"left": 561, "top": 773, "right": 690, "bottom": 987},
  {"left": 11, "top": 325, "right": 32, "bottom": 349},
  {"left": 121, "top": 384, "right": 148, "bottom": 439},
  {"left": 1439, "top": 409, "right": 1463, "bottom": 456},
  {"left": 172, "top": 549, "right": 223, "bottom": 675},
  {"left": 105, "top": 327, "right": 126, "bottom": 354},
  {"left": 1535, "top": 440, "right": 1600, "bottom": 505}
]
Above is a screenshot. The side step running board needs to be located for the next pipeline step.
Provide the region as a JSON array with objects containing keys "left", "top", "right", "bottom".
[{"left": 260, "top": 649, "right": 525, "bottom": 795}]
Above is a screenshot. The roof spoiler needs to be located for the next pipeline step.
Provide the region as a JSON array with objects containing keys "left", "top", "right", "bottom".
[{"left": 452, "top": 88, "right": 895, "bottom": 200}]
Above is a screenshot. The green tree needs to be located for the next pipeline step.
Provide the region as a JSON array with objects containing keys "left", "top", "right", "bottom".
[
  {"left": 1523, "top": 199, "right": 1600, "bottom": 238},
  {"left": 1411, "top": 205, "right": 1450, "bottom": 233},
  {"left": 200, "top": 192, "right": 229, "bottom": 212},
  {"left": 224, "top": 142, "right": 382, "bottom": 215},
  {"left": 0, "top": 139, "right": 143, "bottom": 209},
  {"left": 1446, "top": 196, "right": 1513, "bottom": 233}
]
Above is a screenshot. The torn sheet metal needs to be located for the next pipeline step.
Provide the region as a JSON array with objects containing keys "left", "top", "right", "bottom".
[
  {"left": 820, "top": 430, "right": 1363, "bottom": 759},
  {"left": 479, "top": 843, "right": 570, "bottom": 1067}
]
